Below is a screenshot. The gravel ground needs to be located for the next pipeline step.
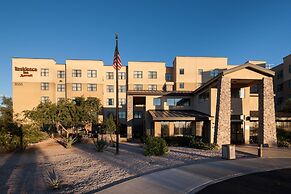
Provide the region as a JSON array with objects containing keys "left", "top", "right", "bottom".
[{"left": 0, "top": 138, "right": 250, "bottom": 193}]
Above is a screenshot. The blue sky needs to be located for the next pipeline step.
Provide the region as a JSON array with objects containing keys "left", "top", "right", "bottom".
[{"left": 1, "top": 0, "right": 291, "bottom": 97}]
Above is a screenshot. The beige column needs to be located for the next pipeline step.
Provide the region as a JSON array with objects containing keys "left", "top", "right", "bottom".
[
  {"left": 214, "top": 77, "right": 231, "bottom": 146},
  {"left": 154, "top": 122, "right": 162, "bottom": 137},
  {"left": 244, "top": 120, "right": 250, "bottom": 144},
  {"left": 209, "top": 118, "right": 215, "bottom": 143},
  {"left": 127, "top": 95, "right": 133, "bottom": 140},
  {"left": 258, "top": 77, "right": 277, "bottom": 147},
  {"left": 169, "top": 122, "right": 174, "bottom": 136}
]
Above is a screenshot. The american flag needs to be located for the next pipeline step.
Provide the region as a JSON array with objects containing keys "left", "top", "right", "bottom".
[{"left": 113, "top": 44, "right": 122, "bottom": 70}]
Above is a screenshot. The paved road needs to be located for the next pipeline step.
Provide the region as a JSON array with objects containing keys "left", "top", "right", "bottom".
[
  {"left": 197, "top": 168, "right": 291, "bottom": 194},
  {"left": 99, "top": 157, "right": 291, "bottom": 194}
]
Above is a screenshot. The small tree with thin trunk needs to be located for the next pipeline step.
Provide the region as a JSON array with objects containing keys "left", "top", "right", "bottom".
[{"left": 104, "top": 114, "right": 116, "bottom": 146}]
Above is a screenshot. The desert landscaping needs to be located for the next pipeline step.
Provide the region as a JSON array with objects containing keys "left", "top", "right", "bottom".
[{"left": 0, "top": 138, "right": 250, "bottom": 193}]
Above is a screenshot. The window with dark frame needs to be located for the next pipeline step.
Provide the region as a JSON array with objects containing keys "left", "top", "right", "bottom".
[
  {"left": 134, "top": 71, "right": 143, "bottom": 78},
  {"left": 87, "top": 84, "right": 97, "bottom": 91},
  {"left": 57, "top": 70, "right": 65, "bottom": 78},
  {"left": 72, "top": 83, "right": 82, "bottom": 91},
  {"left": 41, "top": 82, "right": 49, "bottom": 90},
  {"left": 72, "top": 69, "right": 82, "bottom": 77},
  {"left": 87, "top": 70, "right": 97, "bottom": 78},
  {"left": 148, "top": 71, "right": 157, "bottom": 79},
  {"left": 41, "top": 68, "right": 49, "bottom": 76},
  {"left": 57, "top": 84, "right": 65, "bottom": 92},
  {"left": 106, "top": 72, "right": 114, "bottom": 79}
]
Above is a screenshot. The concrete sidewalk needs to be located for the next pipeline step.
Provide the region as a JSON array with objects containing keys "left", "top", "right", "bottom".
[{"left": 98, "top": 157, "right": 291, "bottom": 194}]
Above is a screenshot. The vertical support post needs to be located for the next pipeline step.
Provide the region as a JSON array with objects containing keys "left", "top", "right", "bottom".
[
  {"left": 214, "top": 77, "right": 231, "bottom": 146},
  {"left": 258, "top": 77, "right": 277, "bottom": 147}
]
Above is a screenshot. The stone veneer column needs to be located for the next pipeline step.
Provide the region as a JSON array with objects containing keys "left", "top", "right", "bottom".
[
  {"left": 258, "top": 77, "right": 277, "bottom": 147},
  {"left": 127, "top": 95, "right": 133, "bottom": 140},
  {"left": 214, "top": 77, "right": 231, "bottom": 146}
]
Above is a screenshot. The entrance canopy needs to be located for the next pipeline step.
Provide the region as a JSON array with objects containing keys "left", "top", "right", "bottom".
[{"left": 149, "top": 110, "right": 210, "bottom": 121}]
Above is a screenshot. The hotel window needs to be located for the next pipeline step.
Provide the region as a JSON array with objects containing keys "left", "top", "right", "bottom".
[
  {"left": 41, "top": 68, "right": 49, "bottom": 77},
  {"left": 179, "top": 83, "right": 184, "bottom": 89},
  {"left": 174, "top": 121, "right": 191, "bottom": 136},
  {"left": 277, "top": 70, "right": 283, "bottom": 79},
  {"left": 133, "top": 84, "right": 143, "bottom": 91},
  {"left": 57, "top": 84, "right": 65, "bottom": 92},
  {"left": 153, "top": 98, "right": 161, "bottom": 106},
  {"left": 118, "top": 72, "right": 126, "bottom": 80},
  {"left": 161, "top": 122, "right": 169, "bottom": 137},
  {"left": 107, "top": 85, "right": 114, "bottom": 92},
  {"left": 57, "top": 97, "right": 65, "bottom": 102},
  {"left": 41, "top": 96, "right": 49, "bottom": 103},
  {"left": 107, "top": 98, "right": 114, "bottom": 106},
  {"left": 72, "top": 69, "right": 82, "bottom": 77},
  {"left": 119, "top": 85, "right": 126, "bottom": 93},
  {"left": 210, "top": 69, "right": 220, "bottom": 77},
  {"left": 72, "top": 83, "right": 82, "bottom": 91},
  {"left": 87, "top": 70, "right": 97, "bottom": 78},
  {"left": 166, "top": 73, "right": 172, "bottom": 81},
  {"left": 148, "top": 71, "right": 157, "bottom": 79},
  {"left": 167, "top": 98, "right": 190, "bottom": 107},
  {"left": 231, "top": 88, "right": 244, "bottom": 98},
  {"left": 134, "top": 111, "right": 143, "bottom": 119},
  {"left": 198, "top": 69, "right": 203, "bottom": 76},
  {"left": 179, "top": 68, "right": 184, "bottom": 75},
  {"left": 106, "top": 72, "right": 114, "bottom": 79},
  {"left": 119, "top": 98, "right": 126, "bottom": 106},
  {"left": 87, "top": 84, "right": 97, "bottom": 91},
  {"left": 198, "top": 92, "right": 209, "bottom": 103},
  {"left": 148, "top": 84, "right": 157, "bottom": 91},
  {"left": 119, "top": 111, "right": 126, "bottom": 119},
  {"left": 57, "top": 70, "right": 65, "bottom": 78},
  {"left": 41, "top": 82, "right": 49, "bottom": 90},
  {"left": 134, "top": 71, "right": 143, "bottom": 78}
]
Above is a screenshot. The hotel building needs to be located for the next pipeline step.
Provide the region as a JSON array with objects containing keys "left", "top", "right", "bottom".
[
  {"left": 12, "top": 56, "right": 277, "bottom": 146},
  {"left": 272, "top": 54, "right": 291, "bottom": 111}
]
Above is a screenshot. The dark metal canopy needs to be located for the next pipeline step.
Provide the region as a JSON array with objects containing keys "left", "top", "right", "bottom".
[{"left": 149, "top": 110, "right": 210, "bottom": 121}]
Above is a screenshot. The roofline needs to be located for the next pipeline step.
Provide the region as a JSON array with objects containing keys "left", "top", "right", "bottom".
[
  {"left": 283, "top": 54, "right": 291, "bottom": 59},
  {"left": 223, "top": 63, "right": 275, "bottom": 76},
  {"left": 192, "top": 63, "right": 275, "bottom": 95},
  {"left": 12, "top": 57, "right": 56, "bottom": 61},
  {"left": 66, "top": 59, "right": 104, "bottom": 62},
  {"left": 174, "top": 56, "right": 228, "bottom": 59},
  {"left": 128, "top": 61, "right": 166, "bottom": 63}
]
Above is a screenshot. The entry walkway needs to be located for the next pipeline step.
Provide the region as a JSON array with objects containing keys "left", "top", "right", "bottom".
[{"left": 99, "top": 157, "right": 291, "bottom": 194}]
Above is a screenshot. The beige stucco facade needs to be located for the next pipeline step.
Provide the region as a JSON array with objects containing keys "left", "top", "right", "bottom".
[
  {"left": 272, "top": 54, "right": 291, "bottom": 111},
  {"left": 12, "top": 56, "right": 277, "bottom": 146}
]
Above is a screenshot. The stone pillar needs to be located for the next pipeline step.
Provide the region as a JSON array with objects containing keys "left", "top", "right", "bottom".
[
  {"left": 169, "top": 122, "right": 174, "bottom": 136},
  {"left": 154, "top": 122, "right": 162, "bottom": 137},
  {"left": 127, "top": 95, "right": 133, "bottom": 140},
  {"left": 258, "top": 77, "right": 277, "bottom": 147},
  {"left": 214, "top": 77, "right": 231, "bottom": 146}
]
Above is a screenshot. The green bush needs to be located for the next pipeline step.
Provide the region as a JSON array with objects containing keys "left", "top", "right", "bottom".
[
  {"left": 23, "top": 124, "right": 49, "bottom": 144},
  {"left": 93, "top": 138, "right": 108, "bottom": 152},
  {"left": 144, "top": 137, "right": 168, "bottom": 156},
  {"left": 0, "top": 124, "right": 48, "bottom": 152},
  {"left": 163, "top": 136, "right": 194, "bottom": 147}
]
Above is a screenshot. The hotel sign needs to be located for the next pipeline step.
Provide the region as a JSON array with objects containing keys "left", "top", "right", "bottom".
[{"left": 15, "top": 67, "right": 37, "bottom": 77}]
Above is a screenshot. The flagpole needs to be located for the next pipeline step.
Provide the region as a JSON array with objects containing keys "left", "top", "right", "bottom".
[{"left": 115, "top": 33, "right": 119, "bottom": 155}]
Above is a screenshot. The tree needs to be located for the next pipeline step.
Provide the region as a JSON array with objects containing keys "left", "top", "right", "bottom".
[
  {"left": 0, "top": 96, "right": 13, "bottom": 128},
  {"left": 104, "top": 114, "right": 116, "bottom": 146},
  {"left": 24, "top": 97, "right": 102, "bottom": 137}
]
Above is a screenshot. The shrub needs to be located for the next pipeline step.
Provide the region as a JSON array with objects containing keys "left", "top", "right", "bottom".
[
  {"left": 64, "top": 136, "right": 77, "bottom": 149},
  {"left": 45, "top": 168, "right": 62, "bottom": 190},
  {"left": 93, "top": 138, "right": 108, "bottom": 152},
  {"left": 23, "top": 124, "right": 49, "bottom": 144},
  {"left": 144, "top": 137, "right": 168, "bottom": 156},
  {"left": 163, "top": 136, "right": 194, "bottom": 147}
]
